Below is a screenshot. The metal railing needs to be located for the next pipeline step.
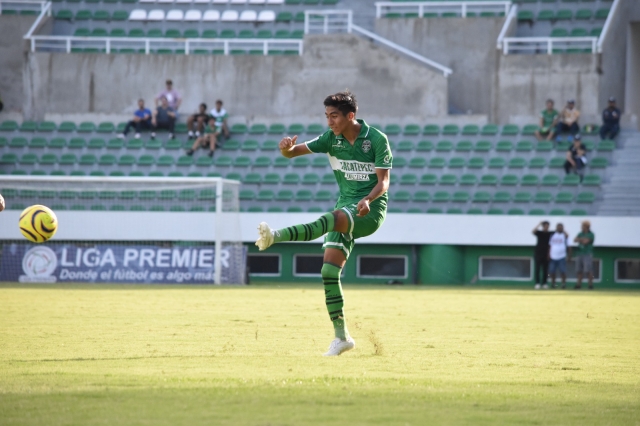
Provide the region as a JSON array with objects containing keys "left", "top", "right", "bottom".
[
  {"left": 304, "top": 10, "right": 352, "bottom": 35},
  {"left": 26, "top": 35, "right": 304, "bottom": 55},
  {"left": 597, "top": 0, "right": 620, "bottom": 53},
  {"left": 501, "top": 37, "right": 598, "bottom": 55},
  {"left": 303, "top": 10, "right": 452, "bottom": 77},
  {"left": 375, "top": 1, "right": 511, "bottom": 19},
  {"left": 0, "top": 0, "right": 48, "bottom": 15},
  {"left": 496, "top": 4, "right": 517, "bottom": 50}
]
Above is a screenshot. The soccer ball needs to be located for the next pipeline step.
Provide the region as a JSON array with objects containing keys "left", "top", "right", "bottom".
[{"left": 19, "top": 205, "right": 58, "bottom": 243}]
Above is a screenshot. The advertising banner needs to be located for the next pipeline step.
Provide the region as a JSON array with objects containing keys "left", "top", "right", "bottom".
[{"left": 0, "top": 243, "right": 246, "bottom": 284}]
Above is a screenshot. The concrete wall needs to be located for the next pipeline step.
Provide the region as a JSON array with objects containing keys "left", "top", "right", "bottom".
[
  {"left": 375, "top": 17, "right": 505, "bottom": 118},
  {"left": 494, "top": 54, "right": 601, "bottom": 126},
  {"left": 22, "top": 34, "right": 448, "bottom": 123},
  {"left": 625, "top": 23, "right": 640, "bottom": 126},
  {"left": 0, "top": 15, "right": 37, "bottom": 114}
]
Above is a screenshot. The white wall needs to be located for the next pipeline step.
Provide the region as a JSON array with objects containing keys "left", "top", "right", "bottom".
[{"left": 1, "top": 211, "right": 638, "bottom": 247}]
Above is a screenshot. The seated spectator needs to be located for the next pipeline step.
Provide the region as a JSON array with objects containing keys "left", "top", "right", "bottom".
[
  {"left": 151, "top": 96, "right": 176, "bottom": 140},
  {"left": 209, "top": 100, "right": 230, "bottom": 139},
  {"left": 187, "top": 103, "right": 209, "bottom": 139},
  {"left": 186, "top": 121, "right": 218, "bottom": 157},
  {"left": 555, "top": 100, "right": 580, "bottom": 140},
  {"left": 535, "top": 99, "right": 559, "bottom": 141},
  {"left": 118, "top": 99, "right": 151, "bottom": 139},
  {"left": 564, "top": 134, "right": 587, "bottom": 181},
  {"left": 600, "top": 97, "right": 620, "bottom": 140},
  {"left": 155, "top": 79, "right": 182, "bottom": 112}
]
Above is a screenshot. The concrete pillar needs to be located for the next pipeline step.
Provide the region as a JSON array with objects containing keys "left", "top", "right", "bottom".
[{"left": 418, "top": 245, "right": 464, "bottom": 285}]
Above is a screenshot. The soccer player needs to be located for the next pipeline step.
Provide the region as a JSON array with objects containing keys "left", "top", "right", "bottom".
[{"left": 255, "top": 91, "right": 393, "bottom": 356}]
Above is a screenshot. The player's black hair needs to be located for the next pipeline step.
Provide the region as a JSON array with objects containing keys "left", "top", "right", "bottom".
[
  {"left": 216, "top": 99, "right": 223, "bottom": 105},
  {"left": 200, "top": 102, "right": 207, "bottom": 110},
  {"left": 542, "top": 221, "right": 550, "bottom": 226},
  {"left": 324, "top": 91, "right": 358, "bottom": 116}
]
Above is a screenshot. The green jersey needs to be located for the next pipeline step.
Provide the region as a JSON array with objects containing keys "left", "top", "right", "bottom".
[
  {"left": 541, "top": 108, "right": 559, "bottom": 128},
  {"left": 209, "top": 107, "right": 228, "bottom": 128},
  {"left": 575, "top": 231, "right": 595, "bottom": 255},
  {"left": 306, "top": 119, "right": 392, "bottom": 206}
]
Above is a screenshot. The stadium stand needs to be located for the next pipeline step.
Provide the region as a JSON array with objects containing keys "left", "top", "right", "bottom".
[{"left": 0, "top": 120, "right": 611, "bottom": 215}]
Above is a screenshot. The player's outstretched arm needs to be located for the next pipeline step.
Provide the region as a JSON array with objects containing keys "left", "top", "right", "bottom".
[
  {"left": 279, "top": 135, "right": 311, "bottom": 159},
  {"left": 356, "top": 168, "right": 390, "bottom": 217}
]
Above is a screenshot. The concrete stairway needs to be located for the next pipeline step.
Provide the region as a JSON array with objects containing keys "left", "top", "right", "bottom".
[
  {"left": 597, "top": 130, "right": 640, "bottom": 216},
  {"left": 335, "top": 0, "right": 377, "bottom": 31}
]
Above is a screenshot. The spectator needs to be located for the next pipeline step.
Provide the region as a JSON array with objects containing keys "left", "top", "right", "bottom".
[
  {"left": 555, "top": 99, "right": 580, "bottom": 140},
  {"left": 532, "top": 221, "right": 553, "bottom": 289},
  {"left": 574, "top": 220, "right": 595, "bottom": 290},
  {"left": 208, "top": 100, "right": 230, "bottom": 139},
  {"left": 187, "top": 103, "right": 209, "bottom": 139},
  {"left": 535, "top": 99, "right": 559, "bottom": 141},
  {"left": 600, "top": 97, "right": 620, "bottom": 140},
  {"left": 151, "top": 96, "right": 176, "bottom": 140},
  {"left": 155, "top": 79, "right": 182, "bottom": 111},
  {"left": 564, "top": 134, "right": 587, "bottom": 182},
  {"left": 118, "top": 99, "right": 151, "bottom": 139},
  {"left": 549, "top": 223, "right": 571, "bottom": 289},
  {"left": 186, "top": 121, "right": 218, "bottom": 157}
]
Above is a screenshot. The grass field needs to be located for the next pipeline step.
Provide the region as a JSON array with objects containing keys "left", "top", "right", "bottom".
[{"left": 1, "top": 284, "right": 639, "bottom": 425}]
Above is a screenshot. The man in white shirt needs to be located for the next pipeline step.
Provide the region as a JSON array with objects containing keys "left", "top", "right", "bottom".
[{"left": 548, "top": 223, "right": 571, "bottom": 289}]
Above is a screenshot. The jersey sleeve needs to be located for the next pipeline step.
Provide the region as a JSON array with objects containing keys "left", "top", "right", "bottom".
[
  {"left": 305, "top": 132, "right": 332, "bottom": 154},
  {"left": 374, "top": 134, "right": 393, "bottom": 169}
]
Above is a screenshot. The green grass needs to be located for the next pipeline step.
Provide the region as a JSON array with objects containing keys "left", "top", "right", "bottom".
[{"left": 0, "top": 284, "right": 639, "bottom": 425}]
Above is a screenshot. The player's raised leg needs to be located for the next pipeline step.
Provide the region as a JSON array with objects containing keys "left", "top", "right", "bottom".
[{"left": 255, "top": 210, "right": 344, "bottom": 251}]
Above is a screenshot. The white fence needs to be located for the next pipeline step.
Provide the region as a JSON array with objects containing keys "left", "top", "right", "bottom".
[
  {"left": 27, "top": 35, "right": 303, "bottom": 55},
  {"left": 303, "top": 10, "right": 452, "bottom": 77},
  {"left": 501, "top": 36, "right": 598, "bottom": 55},
  {"left": 375, "top": 1, "right": 511, "bottom": 19}
]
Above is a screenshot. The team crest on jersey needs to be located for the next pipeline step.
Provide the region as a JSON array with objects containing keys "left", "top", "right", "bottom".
[
  {"left": 383, "top": 154, "right": 391, "bottom": 164},
  {"left": 333, "top": 140, "right": 344, "bottom": 150},
  {"left": 361, "top": 140, "right": 371, "bottom": 153}
]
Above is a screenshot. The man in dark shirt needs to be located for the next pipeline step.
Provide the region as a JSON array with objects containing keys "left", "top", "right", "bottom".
[
  {"left": 564, "top": 134, "right": 587, "bottom": 181},
  {"left": 532, "top": 221, "right": 553, "bottom": 289},
  {"left": 151, "top": 96, "right": 176, "bottom": 140},
  {"left": 119, "top": 99, "right": 152, "bottom": 139},
  {"left": 600, "top": 97, "right": 620, "bottom": 140}
]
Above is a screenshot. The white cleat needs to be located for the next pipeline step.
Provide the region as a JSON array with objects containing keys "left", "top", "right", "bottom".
[
  {"left": 534, "top": 284, "right": 541, "bottom": 290},
  {"left": 542, "top": 284, "right": 549, "bottom": 290},
  {"left": 323, "top": 338, "right": 356, "bottom": 357},
  {"left": 255, "top": 222, "right": 275, "bottom": 251}
]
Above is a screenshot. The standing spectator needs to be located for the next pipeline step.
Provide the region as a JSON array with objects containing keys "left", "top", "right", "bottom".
[
  {"left": 118, "top": 99, "right": 151, "bottom": 140},
  {"left": 155, "top": 79, "right": 182, "bottom": 111},
  {"left": 532, "top": 221, "right": 553, "bottom": 289},
  {"left": 548, "top": 223, "right": 571, "bottom": 289},
  {"left": 209, "top": 100, "right": 230, "bottom": 139},
  {"left": 555, "top": 99, "right": 580, "bottom": 140},
  {"left": 574, "top": 221, "right": 595, "bottom": 290},
  {"left": 151, "top": 96, "right": 176, "bottom": 140},
  {"left": 187, "top": 103, "right": 209, "bottom": 139},
  {"left": 600, "top": 97, "right": 621, "bottom": 140},
  {"left": 535, "top": 99, "right": 559, "bottom": 141},
  {"left": 564, "top": 134, "right": 587, "bottom": 182}
]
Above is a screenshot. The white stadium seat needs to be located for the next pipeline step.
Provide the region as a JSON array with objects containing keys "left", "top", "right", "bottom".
[
  {"left": 147, "top": 9, "right": 165, "bottom": 21},
  {"left": 175, "top": 0, "right": 192, "bottom": 3},
  {"left": 239, "top": 10, "right": 257, "bottom": 21},
  {"left": 138, "top": 0, "right": 155, "bottom": 3},
  {"left": 257, "top": 10, "right": 275, "bottom": 22},
  {"left": 184, "top": 10, "right": 202, "bottom": 21},
  {"left": 249, "top": 0, "right": 266, "bottom": 4},
  {"left": 202, "top": 10, "right": 221, "bottom": 21},
  {"left": 166, "top": 10, "right": 184, "bottom": 21},
  {"left": 193, "top": 0, "right": 210, "bottom": 3},
  {"left": 220, "top": 10, "right": 239, "bottom": 21},
  {"left": 128, "top": 9, "right": 147, "bottom": 20},
  {"left": 157, "top": 0, "right": 173, "bottom": 4},
  {"left": 212, "top": 0, "right": 228, "bottom": 3},
  {"left": 230, "top": 0, "right": 247, "bottom": 4},
  {"left": 266, "top": 0, "right": 284, "bottom": 4}
]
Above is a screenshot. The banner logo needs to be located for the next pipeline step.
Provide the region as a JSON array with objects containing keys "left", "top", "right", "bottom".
[{"left": 21, "top": 246, "right": 58, "bottom": 283}]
